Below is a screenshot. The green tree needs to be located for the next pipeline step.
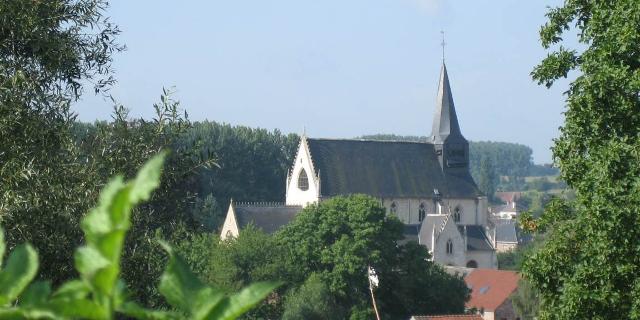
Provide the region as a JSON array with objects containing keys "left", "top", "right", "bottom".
[
  {"left": 282, "top": 273, "right": 343, "bottom": 320},
  {"left": 511, "top": 279, "right": 541, "bottom": 320},
  {"left": 0, "top": 0, "right": 123, "bottom": 285},
  {"left": 476, "top": 155, "right": 498, "bottom": 200},
  {"left": 276, "top": 195, "right": 469, "bottom": 319},
  {"left": 523, "top": 1, "right": 640, "bottom": 318}
]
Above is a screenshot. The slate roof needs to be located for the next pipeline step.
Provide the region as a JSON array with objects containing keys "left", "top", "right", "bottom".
[
  {"left": 431, "top": 63, "right": 465, "bottom": 144},
  {"left": 460, "top": 225, "right": 494, "bottom": 251},
  {"left": 234, "top": 204, "right": 302, "bottom": 234},
  {"left": 465, "top": 269, "right": 520, "bottom": 312},
  {"left": 495, "top": 220, "right": 518, "bottom": 243},
  {"left": 306, "top": 138, "right": 481, "bottom": 199}
]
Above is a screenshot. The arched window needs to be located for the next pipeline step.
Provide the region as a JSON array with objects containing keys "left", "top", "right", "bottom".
[
  {"left": 466, "top": 260, "right": 478, "bottom": 268},
  {"left": 390, "top": 202, "right": 397, "bottom": 215},
  {"left": 446, "top": 239, "right": 453, "bottom": 255},
  {"left": 297, "top": 168, "right": 309, "bottom": 191},
  {"left": 454, "top": 206, "right": 462, "bottom": 223},
  {"left": 418, "top": 203, "right": 426, "bottom": 222}
]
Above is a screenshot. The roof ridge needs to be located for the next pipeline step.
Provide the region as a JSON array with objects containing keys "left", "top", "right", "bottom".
[
  {"left": 307, "top": 137, "right": 433, "bottom": 145},
  {"left": 235, "top": 201, "right": 297, "bottom": 207}
]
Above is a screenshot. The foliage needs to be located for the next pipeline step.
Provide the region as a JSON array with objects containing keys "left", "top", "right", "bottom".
[
  {"left": 73, "top": 91, "right": 214, "bottom": 307},
  {"left": 281, "top": 273, "right": 343, "bottom": 320},
  {"left": 476, "top": 155, "right": 498, "bottom": 200},
  {"left": 180, "top": 122, "right": 299, "bottom": 227},
  {"left": 0, "top": 153, "right": 277, "bottom": 319},
  {"left": 375, "top": 242, "right": 469, "bottom": 318},
  {"left": 0, "top": 0, "right": 123, "bottom": 286},
  {"left": 276, "top": 195, "right": 469, "bottom": 319},
  {"left": 523, "top": 0, "right": 640, "bottom": 318},
  {"left": 178, "top": 226, "right": 288, "bottom": 319},
  {"left": 511, "top": 279, "right": 541, "bottom": 320}
]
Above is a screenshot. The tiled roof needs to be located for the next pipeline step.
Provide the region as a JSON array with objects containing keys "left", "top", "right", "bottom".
[
  {"left": 234, "top": 204, "right": 302, "bottom": 234},
  {"left": 411, "top": 315, "right": 483, "bottom": 320},
  {"left": 465, "top": 268, "right": 520, "bottom": 311},
  {"left": 306, "top": 138, "right": 481, "bottom": 198},
  {"left": 495, "top": 192, "right": 522, "bottom": 204}
]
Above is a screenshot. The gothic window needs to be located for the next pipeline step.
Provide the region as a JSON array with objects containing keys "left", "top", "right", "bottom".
[
  {"left": 390, "top": 202, "right": 397, "bottom": 215},
  {"left": 453, "top": 206, "right": 462, "bottom": 223},
  {"left": 418, "top": 203, "right": 426, "bottom": 222},
  {"left": 297, "top": 168, "right": 309, "bottom": 191},
  {"left": 446, "top": 239, "right": 453, "bottom": 255},
  {"left": 466, "top": 260, "right": 478, "bottom": 268}
]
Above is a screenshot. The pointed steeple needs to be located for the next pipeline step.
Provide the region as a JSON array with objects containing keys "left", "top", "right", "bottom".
[{"left": 431, "top": 63, "right": 463, "bottom": 143}]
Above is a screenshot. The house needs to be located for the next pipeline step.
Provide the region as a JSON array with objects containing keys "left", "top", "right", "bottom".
[
  {"left": 493, "top": 219, "right": 519, "bottom": 252},
  {"left": 220, "top": 63, "right": 497, "bottom": 269},
  {"left": 491, "top": 192, "right": 522, "bottom": 219},
  {"left": 465, "top": 269, "right": 520, "bottom": 320}
]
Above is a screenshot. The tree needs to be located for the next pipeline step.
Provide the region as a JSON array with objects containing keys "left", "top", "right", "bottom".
[
  {"left": 476, "top": 155, "right": 498, "bottom": 200},
  {"left": 0, "top": 0, "right": 123, "bottom": 285},
  {"left": 511, "top": 279, "right": 541, "bottom": 320},
  {"left": 523, "top": 1, "right": 640, "bottom": 318},
  {"left": 282, "top": 273, "right": 343, "bottom": 320},
  {"left": 276, "top": 195, "right": 469, "bottom": 319}
]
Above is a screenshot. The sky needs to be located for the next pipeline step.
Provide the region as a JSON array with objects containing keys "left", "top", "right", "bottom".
[{"left": 74, "top": 0, "right": 572, "bottom": 163}]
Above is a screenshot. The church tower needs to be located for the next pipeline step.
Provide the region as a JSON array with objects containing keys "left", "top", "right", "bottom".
[{"left": 431, "top": 63, "right": 470, "bottom": 172}]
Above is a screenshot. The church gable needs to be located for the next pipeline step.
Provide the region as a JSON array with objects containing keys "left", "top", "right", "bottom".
[{"left": 286, "top": 136, "right": 320, "bottom": 206}]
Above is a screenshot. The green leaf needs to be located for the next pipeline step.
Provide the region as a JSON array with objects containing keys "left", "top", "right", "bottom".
[
  {"left": 158, "top": 241, "right": 224, "bottom": 317},
  {"left": 0, "top": 244, "right": 39, "bottom": 306},
  {"left": 19, "top": 281, "right": 51, "bottom": 307},
  {"left": 47, "top": 298, "right": 107, "bottom": 319},
  {"left": 118, "top": 301, "right": 181, "bottom": 320},
  {"left": 74, "top": 247, "right": 110, "bottom": 280},
  {"left": 52, "top": 280, "right": 91, "bottom": 301},
  {"left": 129, "top": 151, "right": 167, "bottom": 205},
  {"left": 206, "top": 282, "right": 282, "bottom": 320}
]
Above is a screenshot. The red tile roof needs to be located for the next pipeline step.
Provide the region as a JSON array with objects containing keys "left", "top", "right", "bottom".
[
  {"left": 411, "top": 315, "right": 483, "bottom": 320},
  {"left": 464, "top": 268, "right": 519, "bottom": 311}
]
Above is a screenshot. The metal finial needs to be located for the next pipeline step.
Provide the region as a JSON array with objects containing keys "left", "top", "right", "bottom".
[{"left": 440, "top": 30, "right": 446, "bottom": 61}]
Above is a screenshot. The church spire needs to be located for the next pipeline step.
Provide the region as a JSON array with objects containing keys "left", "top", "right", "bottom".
[{"left": 431, "top": 63, "right": 463, "bottom": 144}]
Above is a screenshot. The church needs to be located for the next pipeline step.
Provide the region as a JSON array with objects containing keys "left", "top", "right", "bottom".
[{"left": 220, "top": 63, "right": 497, "bottom": 269}]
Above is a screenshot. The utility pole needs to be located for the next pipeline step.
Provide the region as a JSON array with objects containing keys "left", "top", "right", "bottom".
[{"left": 368, "top": 266, "right": 381, "bottom": 320}]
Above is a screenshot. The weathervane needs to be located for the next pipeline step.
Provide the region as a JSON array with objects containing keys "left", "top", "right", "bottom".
[{"left": 440, "top": 30, "right": 446, "bottom": 61}]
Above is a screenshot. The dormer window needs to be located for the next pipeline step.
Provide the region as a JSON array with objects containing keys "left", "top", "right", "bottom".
[
  {"left": 418, "top": 203, "right": 426, "bottom": 222},
  {"left": 297, "top": 168, "right": 309, "bottom": 191},
  {"left": 454, "top": 206, "right": 461, "bottom": 222},
  {"left": 390, "top": 202, "right": 397, "bottom": 215}
]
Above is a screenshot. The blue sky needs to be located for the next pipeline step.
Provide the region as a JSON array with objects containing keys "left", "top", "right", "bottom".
[{"left": 75, "top": 0, "right": 571, "bottom": 163}]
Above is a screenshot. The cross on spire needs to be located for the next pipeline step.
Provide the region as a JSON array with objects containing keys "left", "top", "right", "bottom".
[{"left": 440, "top": 30, "right": 446, "bottom": 61}]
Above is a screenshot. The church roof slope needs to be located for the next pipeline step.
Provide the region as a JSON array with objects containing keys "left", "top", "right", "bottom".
[
  {"left": 306, "top": 138, "right": 481, "bottom": 198},
  {"left": 234, "top": 204, "right": 302, "bottom": 234}
]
